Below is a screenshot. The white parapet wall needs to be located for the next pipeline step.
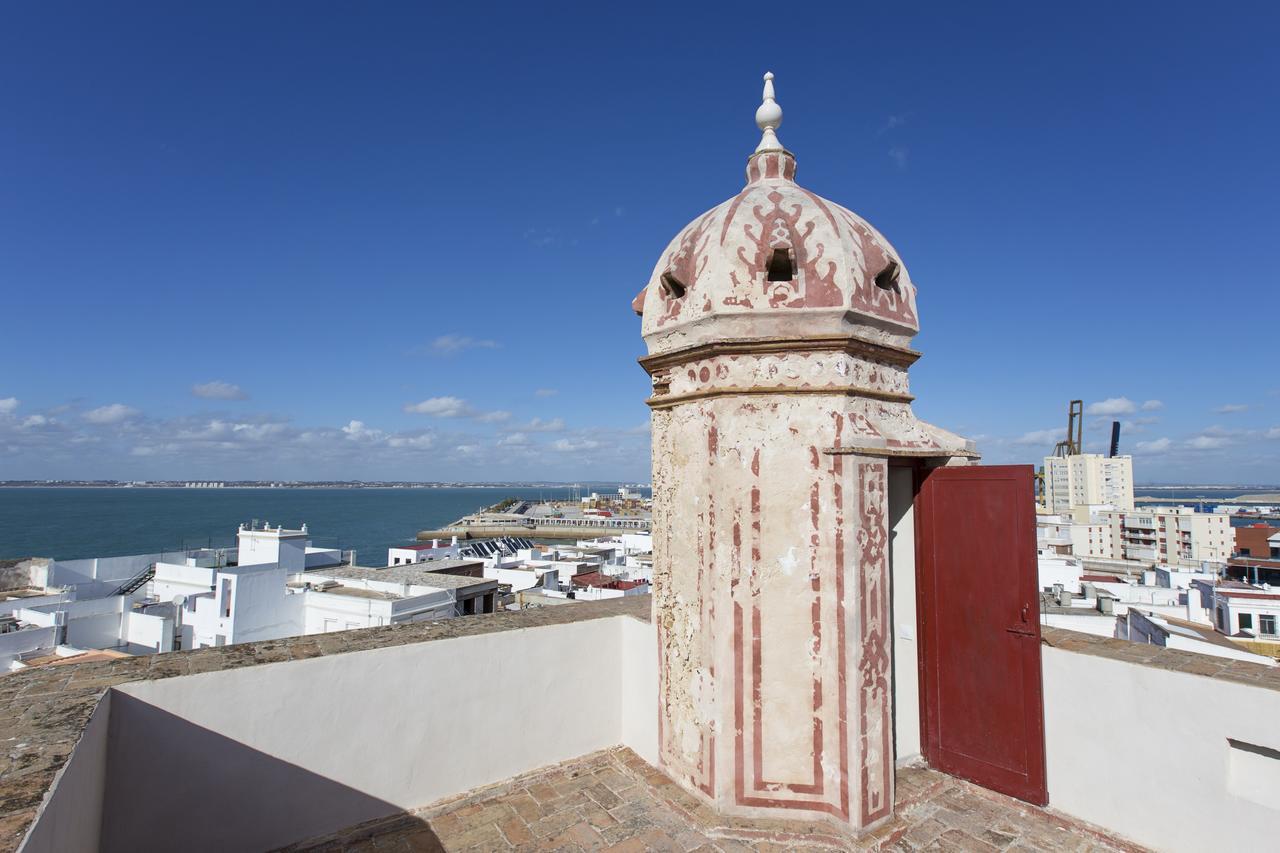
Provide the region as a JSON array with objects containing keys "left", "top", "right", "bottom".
[
  {"left": 1043, "top": 642, "right": 1280, "bottom": 852},
  {"left": 78, "top": 611, "right": 658, "bottom": 853}
]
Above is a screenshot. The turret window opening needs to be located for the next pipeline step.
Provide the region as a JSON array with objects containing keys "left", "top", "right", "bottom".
[
  {"left": 767, "top": 247, "right": 794, "bottom": 282},
  {"left": 875, "top": 259, "right": 901, "bottom": 293},
  {"left": 660, "top": 271, "right": 686, "bottom": 299}
]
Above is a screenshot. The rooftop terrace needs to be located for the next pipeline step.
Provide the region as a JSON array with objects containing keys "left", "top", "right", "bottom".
[
  {"left": 281, "top": 747, "right": 1140, "bottom": 852},
  {"left": 3, "top": 597, "right": 1279, "bottom": 852}
]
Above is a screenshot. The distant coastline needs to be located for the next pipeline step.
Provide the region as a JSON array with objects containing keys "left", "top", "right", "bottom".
[{"left": 0, "top": 480, "right": 650, "bottom": 490}]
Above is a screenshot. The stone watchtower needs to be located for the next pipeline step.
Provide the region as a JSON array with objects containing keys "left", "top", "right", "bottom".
[{"left": 635, "top": 74, "right": 971, "bottom": 832}]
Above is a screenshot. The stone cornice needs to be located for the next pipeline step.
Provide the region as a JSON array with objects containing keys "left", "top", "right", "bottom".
[
  {"left": 823, "top": 445, "right": 981, "bottom": 459},
  {"left": 637, "top": 335, "right": 921, "bottom": 375},
  {"left": 646, "top": 385, "right": 914, "bottom": 410}
]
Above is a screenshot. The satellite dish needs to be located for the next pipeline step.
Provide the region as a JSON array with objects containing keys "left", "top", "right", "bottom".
[{"left": 172, "top": 595, "right": 186, "bottom": 608}]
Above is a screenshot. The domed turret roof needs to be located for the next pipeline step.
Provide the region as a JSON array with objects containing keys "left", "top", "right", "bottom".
[{"left": 637, "top": 74, "right": 919, "bottom": 354}]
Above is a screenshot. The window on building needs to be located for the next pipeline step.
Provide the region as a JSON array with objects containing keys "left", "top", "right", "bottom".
[
  {"left": 1239, "top": 613, "right": 1254, "bottom": 632},
  {"left": 1261, "top": 615, "right": 1277, "bottom": 637},
  {"left": 219, "top": 578, "right": 232, "bottom": 618},
  {"left": 1216, "top": 608, "right": 1226, "bottom": 632}
]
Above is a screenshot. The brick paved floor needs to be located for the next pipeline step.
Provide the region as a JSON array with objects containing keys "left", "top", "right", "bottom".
[{"left": 281, "top": 748, "right": 1144, "bottom": 852}]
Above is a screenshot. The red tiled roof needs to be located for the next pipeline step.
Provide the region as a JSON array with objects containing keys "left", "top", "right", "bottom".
[{"left": 570, "top": 571, "right": 649, "bottom": 591}]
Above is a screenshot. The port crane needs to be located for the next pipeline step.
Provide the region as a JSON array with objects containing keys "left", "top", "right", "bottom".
[
  {"left": 1034, "top": 399, "right": 1123, "bottom": 503},
  {"left": 1035, "top": 399, "right": 1083, "bottom": 501}
]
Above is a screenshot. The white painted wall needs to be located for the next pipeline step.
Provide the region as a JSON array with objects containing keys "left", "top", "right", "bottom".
[
  {"left": 18, "top": 596, "right": 131, "bottom": 650},
  {"left": 492, "top": 566, "right": 554, "bottom": 592},
  {"left": 0, "top": 626, "right": 58, "bottom": 665},
  {"left": 888, "top": 466, "right": 921, "bottom": 765},
  {"left": 223, "top": 566, "right": 299, "bottom": 642},
  {"left": 151, "top": 562, "right": 214, "bottom": 602},
  {"left": 387, "top": 544, "right": 461, "bottom": 566},
  {"left": 0, "top": 591, "right": 73, "bottom": 616},
  {"left": 186, "top": 565, "right": 305, "bottom": 648},
  {"left": 237, "top": 529, "right": 307, "bottom": 572},
  {"left": 1038, "top": 556, "right": 1084, "bottom": 592},
  {"left": 101, "top": 612, "right": 653, "bottom": 852},
  {"left": 620, "top": 612, "right": 658, "bottom": 765},
  {"left": 1044, "top": 644, "right": 1280, "bottom": 852},
  {"left": 20, "top": 692, "right": 111, "bottom": 853},
  {"left": 44, "top": 553, "right": 162, "bottom": 597},
  {"left": 124, "top": 611, "right": 172, "bottom": 655},
  {"left": 1040, "top": 612, "right": 1119, "bottom": 638},
  {"left": 304, "top": 547, "right": 343, "bottom": 568},
  {"left": 302, "top": 592, "right": 396, "bottom": 634}
]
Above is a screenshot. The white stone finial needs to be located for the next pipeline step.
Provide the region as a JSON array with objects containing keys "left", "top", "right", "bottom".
[{"left": 754, "top": 71, "right": 783, "bottom": 153}]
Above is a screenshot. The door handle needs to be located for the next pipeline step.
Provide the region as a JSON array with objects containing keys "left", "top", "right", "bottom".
[{"left": 1007, "top": 604, "right": 1036, "bottom": 637}]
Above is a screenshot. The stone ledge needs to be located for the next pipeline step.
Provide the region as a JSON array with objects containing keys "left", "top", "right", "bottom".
[
  {"left": 1041, "top": 625, "right": 1280, "bottom": 692},
  {"left": 0, "top": 595, "right": 652, "bottom": 853}
]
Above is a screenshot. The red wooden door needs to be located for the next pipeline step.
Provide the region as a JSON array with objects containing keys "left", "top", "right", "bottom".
[{"left": 914, "top": 464, "right": 1047, "bottom": 805}]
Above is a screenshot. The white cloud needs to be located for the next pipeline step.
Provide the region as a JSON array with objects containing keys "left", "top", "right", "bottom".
[
  {"left": 404, "top": 397, "right": 472, "bottom": 418},
  {"left": 1013, "top": 428, "right": 1062, "bottom": 446},
  {"left": 0, "top": 398, "right": 18, "bottom": 415},
  {"left": 1267, "top": 427, "right": 1280, "bottom": 440},
  {"left": 1213, "top": 404, "right": 1248, "bottom": 414},
  {"left": 1135, "top": 438, "right": 1173, "bottom": 454},
  {"left": 552, "top": 438, "right": 602, "bottom": 452},
  {"left": 534, "top": 388, "right": 558, "bottom": 398},
  {"left": 1186, "top": 435, "right": 1229, "bottom": 450},
  {"left": 1086, "top": 397, "right": 1137, "bottom": 416},
  {"left": 20, "top": 415, "right": 50, "bottom": 429},
  {"left": 498, "top": 432, "right": 530, "bottom": 447},
  {"left": 879, "top": 114, "right": 907, "bottom": 134},
  {"left": 403, "top": 397, "right": 511, "bottom": 424},
  {"left": 1141, "top": 400, "right": 1164, "bottom": 411},
  {"left": 507, "top": 417, "right": 565, "bottom": 433},
  {"left": 341, "top": 420, "right": 385, "bottom": 441},
  {"left": 192, "top": 381, "right": 248, "bottom": 401},
  {"left": 84, "top": 403, "right": 139, "bottom": 424},
  {"left": 888, "top": 147, "right": 908, "bottom": 168},
  {"left": 386, "top": 432, "right": 435, "bottom": 449},
  {"left": 431, "top": 335, "right": 499, "bottom": 355},
  {"left": 230, "top": 422, "right": 287, "bottom": 440}
]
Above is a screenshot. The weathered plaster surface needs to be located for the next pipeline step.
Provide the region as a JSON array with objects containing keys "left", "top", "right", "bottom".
[
  {"left": 639, "top": 150, "right": 920, "bottom": 356},
  {"left": 650, "top": 391, "right": 895, "bottom": 828},
  {"left": 640, "top": 145, "right": 969, "bottom": 833}
]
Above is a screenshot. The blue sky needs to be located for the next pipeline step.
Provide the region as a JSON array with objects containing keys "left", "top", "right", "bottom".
[{"left": 2, "top": 2, "right": 1277, "bottom": 484}]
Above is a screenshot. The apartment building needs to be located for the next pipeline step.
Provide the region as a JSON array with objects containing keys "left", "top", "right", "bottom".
[
  {"left": 1043, "top": 453, "right": 1135, "bottom": 512},
  {"left": 1100, "top": 506, "right": 1233, "bottom": 568},
  {"left": 1036, "top": 507, "right": 1116, "bottom": 559}
]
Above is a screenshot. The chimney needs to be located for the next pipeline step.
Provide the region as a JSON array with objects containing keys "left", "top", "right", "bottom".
[{"left": 1109, "top": 421, "right": 1121, "bottom": 457}]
